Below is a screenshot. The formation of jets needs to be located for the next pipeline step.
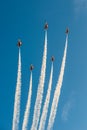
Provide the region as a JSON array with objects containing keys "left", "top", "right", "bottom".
[
  {"left": 17, "top": 23, "right": 69, "bottom": 48},
  {"left": 17, "top": 23, "right": 69, "bottom": 71},
  {"left": 29, "top": 56, "right": 54, "bottom": 71}
]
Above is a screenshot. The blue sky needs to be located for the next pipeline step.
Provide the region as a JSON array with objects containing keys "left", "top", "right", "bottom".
[{"left": 0, "top": 0, "right": 87, "bottom": 130}]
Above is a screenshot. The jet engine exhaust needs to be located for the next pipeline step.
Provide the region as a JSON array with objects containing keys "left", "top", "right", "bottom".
[
  {"left": 31, "top": 27, "right": 48, "bottom": 130},
  {"left": 22, "top": 72, "right": 33, "bottom": 130},
  {"left": 12, "top": 48, "right": 22, "bottom": 130},
  {"left": 47, "top": 35, "right": 68, "bottom": 130},
  {"left": 38, "top": 62, "right": 53, "bottom": 130}
]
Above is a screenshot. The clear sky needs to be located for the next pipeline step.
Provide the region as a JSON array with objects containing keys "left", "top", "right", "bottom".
[{"left": 0, "top": 0, "right": 87, "bottom": 130}]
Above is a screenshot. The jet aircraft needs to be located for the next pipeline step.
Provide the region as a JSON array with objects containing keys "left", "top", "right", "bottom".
[
  {"left": 51, "top": 56, "right": 55, "bottom": 62},
  {"left": 44, "top": 22, "right": 48, "bottom": 30},
  {"left": 65, "top": 28, "right": 69, "bottom": 34},
  {"left": 30, "top": 64, "right": 34, "bottom": 71},
  {"left": 17, "top": 40, "right": 22, "bottom": 47}
]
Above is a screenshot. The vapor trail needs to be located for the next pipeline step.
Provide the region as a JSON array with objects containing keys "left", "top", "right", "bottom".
[
  {"left": 31, "top": 30, "right": 47, "bottom": 130},
  {"left": 22, "top": 72, "right": 32, "bottom": 130},
  {"left": 12, "top": 49, "right": 21, "bottom": 130},
  {"left": 38, "top": 63, "right": 53, "bottom": 130},
  {"left": 47, "top": 35, "right": 68, "bottom": 130}
]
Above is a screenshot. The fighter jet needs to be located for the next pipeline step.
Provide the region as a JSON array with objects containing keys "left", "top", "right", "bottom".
[
  {"left": 17, "top": 40, "right": 22, "bottom": 47},
  {"left": 51, "top": 56, "right": 55, "bottom": 62},
  {"left": 30, "top": 64, "right": 34, "bottom": 71},
  {"left": 44, "top": 22, "right": 48, "bottom": 30},
  {"left": 65, "top": 28, "right": 69, "bottom": 34}
]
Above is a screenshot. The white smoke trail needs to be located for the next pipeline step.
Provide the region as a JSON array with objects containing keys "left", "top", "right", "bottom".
[
  {"left": 12, "top": 48, "right": 21, "bottom": 130},
  {"left": 47, "top": 35, "right": 68, "bottom": 130},
  {"left": 38, "top": 63, "right": 53, "bottom": 130},
  {"left": 22, "top": 72, "right": 32, "bottom": 130},
  {"left": 31, "top": 30, "right": 47, "bottom": 130}
]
